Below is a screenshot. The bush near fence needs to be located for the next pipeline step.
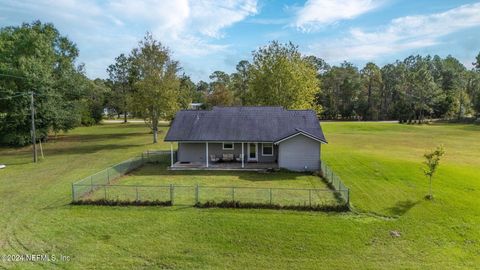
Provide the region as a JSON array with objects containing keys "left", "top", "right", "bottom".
[
  {"left": 195, "top": 200, "right": 349, "bottom": 212},
  {"left": 72, "top": 199, "right": 172, "bottom": 206},
  {"left": 71, "top": 152, "right": 351, "bottom": 211}
]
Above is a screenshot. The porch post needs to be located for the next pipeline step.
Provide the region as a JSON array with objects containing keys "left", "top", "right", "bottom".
[
  {"left": 206, "top": 142, "right": 209, "bottom": 168},
  {"left": 241, "top": 142, "right": 244, "bottom": 168},
  {"left": 170, "top": 142, "right": 174, "bottom": 167}
]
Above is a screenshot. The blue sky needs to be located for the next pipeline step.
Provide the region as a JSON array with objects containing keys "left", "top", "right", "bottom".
[{"left": 1, "top": 0, "right": 480, "bottom": 82}]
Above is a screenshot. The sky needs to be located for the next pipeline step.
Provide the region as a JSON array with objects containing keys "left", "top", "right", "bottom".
[{"left": 1, "top": 0, "right": 480, "bottom": 82}]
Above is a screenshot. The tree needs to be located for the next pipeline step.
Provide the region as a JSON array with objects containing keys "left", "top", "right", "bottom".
[
  {"left": 0, "top": 21, "right": 88, "bottom": 146},
  {"left": 129, "top": 34, "right": 180, "bottom": 143},
  {"left": 178, "top": 74, "right": 197, "bottom": 109},
  {"left": 304, "top": 55, "right": 330, "bottom": 75},
  {"left": 206, "top": 71, "right": 234, "bottom": 107},
  {"left": 246, "top": 41, "right": 320, "bottom": 112},
  {"left": 402, "top": 56, "right": 440, "bottom": 123},
  {"left": 466, "top": 70, "right": 480, "bottom": 118},
  {"left": 107, "top": 54, "right": 133, "bottom": 122},
  {"left": 469, "top": 52, "right": 480, "bottom": 118},
  {"left": 423, "top": 145, "right": 445, "bottom": 200},
  {"left": 195, "top": 80, "right": 209, "bottom": 104},
  {"left": 80, "top": 78, "right": 109, "bottom": 125},
  {"left": 230, "top": 60, "right": 250, "bottom": 105},
  {"left": 473, "top": 51, "right": 480, "bottom": 71},
  {"left": 319, "top": 62, "right": 361, "bottom": 119},
  {"left": 380, "top": 62, "right": 406, "bottom": 120},
  {"left": 360, "top": 62, "right": 383, "bottom": 120},
  {"left": 431, "top": 55, "right": 468, "bottom": 119}
]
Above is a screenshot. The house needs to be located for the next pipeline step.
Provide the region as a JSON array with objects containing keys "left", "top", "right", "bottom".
[{"left": 164, "top": 106, "right": 327, "bottom": 171}]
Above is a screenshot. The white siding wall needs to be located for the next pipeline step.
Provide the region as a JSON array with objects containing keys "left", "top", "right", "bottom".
[
  {"left": 177, "top": 142, "right": 278, "bottom": 163},
  {"left": 278, "top": 135, "right": 320, "bottom": 171},
  {"left": 178, "top": 143, "right": 205, "bottom": 162}
]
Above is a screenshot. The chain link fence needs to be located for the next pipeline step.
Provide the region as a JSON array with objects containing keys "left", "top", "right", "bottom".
[
  {"left": 72, "top": 150, "right": 174, "bottom": 201},
  {"left": 320, "top": 161, "right": 350, "bottom": 205},
  {"left": 72, "top": 152, "right": 350, "bottom": 210},
  {"left": 74, "top": 183, "right": 343, "bottom": 208}
]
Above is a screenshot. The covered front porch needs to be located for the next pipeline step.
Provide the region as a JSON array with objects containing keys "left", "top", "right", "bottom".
[
  {"left": 168, "top": 141, "right": 278, "bottom": 171},
  {"left": 169, "top": 161, "right": 278, "bottom": 171}
]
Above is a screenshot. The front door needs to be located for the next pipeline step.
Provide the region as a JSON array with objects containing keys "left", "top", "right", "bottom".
[{"left": 248, "top": 143, "right": 258, "bottom": 162}]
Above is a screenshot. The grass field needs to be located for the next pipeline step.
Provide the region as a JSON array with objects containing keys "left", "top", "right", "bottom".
[
  {"left": 82, "top": 163, "right": 339, "bottom": 206},
  {"left": 0, "top": 121, "right": 479, "bottom": 269}
]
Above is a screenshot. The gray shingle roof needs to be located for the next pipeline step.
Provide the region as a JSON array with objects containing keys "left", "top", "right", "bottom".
[{"left": 164, "top": 106, "right": 327, "bottom": 143}]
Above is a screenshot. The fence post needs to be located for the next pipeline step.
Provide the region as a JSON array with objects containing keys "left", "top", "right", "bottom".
[
  {"left": 195, "top": 184, "right": 199, "bottom": 204},
  {"left": 90, "top": 176, "right": 93, "bottom": 192},
  {"left": 71, "top": 184, "right": 75, "bottom": 202},
  {"left": 170, "top": 184, "right": 174, "bottom": 205},
  {"left": 269, "top": 188, "right": 272, "bottom": 205},
  {"left": 136, "top": 186, "right": 139, "bottom": 201},
  {"left": 107, "top": 168, "right": 110, "bottom": 184},
  {"left": 232, "top": 187, "right": 235, "bottom": 202},
  {"left": 104, "top": 185, "right": 107, "bottom": 200},
  {"left": 309, "top": 189, "right": 312, "bottom": 207},
  {"left": 347, "top": 188, "right": 350, "bottom": 206}
]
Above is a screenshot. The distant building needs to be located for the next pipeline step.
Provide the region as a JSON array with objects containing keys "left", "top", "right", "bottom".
[{"left": 188, "top": 103, "right": 203, "bottom": 110}]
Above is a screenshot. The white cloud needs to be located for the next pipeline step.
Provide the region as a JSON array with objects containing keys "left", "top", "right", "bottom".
[
  {"left": 307, "top": 3, "right": 480, "bottom": 62},
  {"left": 294, "top": 0, "right": 384, "bottom": 31},
  {"left": 108, "top": 0, "right": 257, "bottom": 52},
  {"left": 0, "top": 0, "right": 258, "bottom": 80},
  {"left": 190, "top": 0, "right": 258, "bottom": 38}
]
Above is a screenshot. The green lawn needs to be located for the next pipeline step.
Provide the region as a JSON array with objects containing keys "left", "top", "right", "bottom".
[
  {"left": 83, "top": 163, "right": 338, "bottom": 206},
  {"left": 0, "top": 121, "right": 479, "bottom": 269}
]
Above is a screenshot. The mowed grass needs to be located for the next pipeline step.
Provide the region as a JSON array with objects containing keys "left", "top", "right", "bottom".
[
  {"left": 0, "top": 121, "right": 479, "bottom": 269},
  {"left": 83, "top": 163, "right": 338, "bottom": 206}
]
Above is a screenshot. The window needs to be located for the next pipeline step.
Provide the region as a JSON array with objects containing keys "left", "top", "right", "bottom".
[
  {"left": 262, "top": 143, "right": 273, "bottom": 156},
  {"left": 222, "top": 142, "right": 234, "bottom": 150}
]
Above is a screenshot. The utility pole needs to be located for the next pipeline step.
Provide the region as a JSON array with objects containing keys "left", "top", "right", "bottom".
[{"left": 30, "top": 92, "right": 37, "bottom": 163}]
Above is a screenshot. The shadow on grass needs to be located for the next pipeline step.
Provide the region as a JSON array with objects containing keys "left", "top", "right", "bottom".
[
  {"left": 126, "top": 163, "right": 313, "bottom": 182},
  {"left": 385, "top": 200, "right": 419, "bottom": 216},
  {"left": 49, "top": 143, "right": 144, "bottom": 155},
  {"left": 51, "top": 132, "right": 150, "bottom": 143},
  {"left": 0, "top": 130, "right": 152, "bottom": 162},
  {"left": 98, "top": 122, "right": 170, "bottom": 127}
]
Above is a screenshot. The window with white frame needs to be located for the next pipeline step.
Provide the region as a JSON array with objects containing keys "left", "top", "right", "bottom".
[
  {"left": 222, "top": 142, "right": 234, "bottom": 150},
  {"left": 262, "top": 143, "right": 273, "bottom": 156}
]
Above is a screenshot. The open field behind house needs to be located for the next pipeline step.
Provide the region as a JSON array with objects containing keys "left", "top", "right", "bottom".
[{"left": 0, "top": 122, "right": 479, "bottom": 269}]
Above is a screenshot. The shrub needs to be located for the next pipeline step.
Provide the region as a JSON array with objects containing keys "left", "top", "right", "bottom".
[
  {"left": 72, "top": 199, "right": 172, "bottom": 206},
  {"left": 195, "top": 200, "right": 349, "bottom": 212}
]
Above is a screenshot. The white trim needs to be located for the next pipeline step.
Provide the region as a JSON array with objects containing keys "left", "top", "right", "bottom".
[
  {"left": 206, "top": 142, "right": 209, "bottom": 168},
  {"left": 222, "top": 142, "right": 234, "bottom": 150},
  {"left": 241, "top": 142, "right": 244, "bottom": 168},
  {"left": 274, "top": 132, "right": 327, "bottom": 145},
  {"left": 170, "top": 142, "right": 173, "bottom": 167},
  {"left": 247, "top": 143, "right": 258, "bottom": 161},
  {"left": 261, "top": 143, "right": 274, "bottom": 156}
]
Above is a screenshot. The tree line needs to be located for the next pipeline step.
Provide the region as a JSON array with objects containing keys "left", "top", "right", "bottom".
[
  {"left": 1, "top": 21, "right": 480, "bottom": 146},
  {"left": 182, "top": 45, "right": 480, "bottom": 123}
]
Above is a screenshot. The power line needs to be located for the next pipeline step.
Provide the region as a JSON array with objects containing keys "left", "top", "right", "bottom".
[
  {"left": 0, "top": 73, "right": 27, "bottom": 79},
  {"left": 0, "top": 92, "right": 59, "bottom": 99},
  {"left": 0, "top": 93, "right": 29, "bottom": 100}
]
